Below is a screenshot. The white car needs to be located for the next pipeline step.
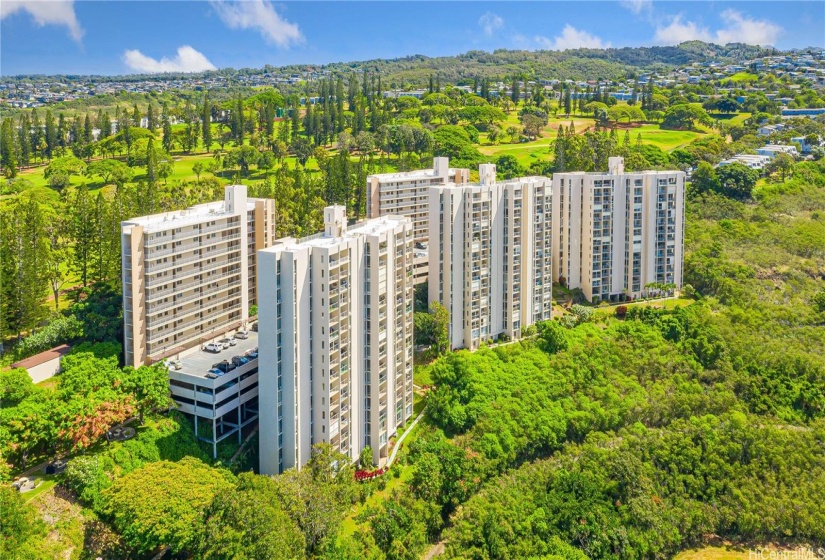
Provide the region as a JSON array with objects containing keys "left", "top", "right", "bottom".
[
  {"left": 204, "top": 343, "right": 221, "bottom": 353},
  {"left": 165, "top": 359, "right": 182, "bottom": 370},
  {"left": 234, "top": 330, "right": 249, "bottom": 340}
]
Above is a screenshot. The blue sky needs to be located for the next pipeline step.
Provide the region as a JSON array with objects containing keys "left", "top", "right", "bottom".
[{"left": 1, "top": 1, "right": 823, "bottom": 76}]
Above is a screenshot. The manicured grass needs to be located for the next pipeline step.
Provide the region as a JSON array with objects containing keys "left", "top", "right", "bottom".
[
  {"left": 630, "top": 124, "right": 705, "bottom": 151},
  {"left": 726, "top": 72, "right": 759, "bottom": 84},
  {"left": 23, "top": 474, "right": 60, "bottom": 504},
  {"left": 478, "top": 137, "right": 553, "bottom": 167}
]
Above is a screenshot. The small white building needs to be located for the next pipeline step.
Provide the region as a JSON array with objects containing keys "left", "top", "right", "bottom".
[
  {"left": 11, "top": 345, "right": 72, "bottom": 384},
  {"left": 756, "top": 145, "right": 798, "bottom": 158},
  {"left": 757, "top": 124, "right": 785, "bottom": 136},
  {"left": 718, "top": 154, "right": 772, "bottom": 170}
]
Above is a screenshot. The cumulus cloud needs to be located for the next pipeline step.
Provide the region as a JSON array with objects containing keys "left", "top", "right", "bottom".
[
  {"left": 211, "top": 0, "right": 302, "bottom": 47},
  {"left": 620, "top": 0, "right": 652, "bottom": 15},
  {"left": 535, "top": 25, "right": 610, "bottom": 50},
  {"left": 123, "top": 46, "right": 217, "bottom": 74},
  {"left": 655, "top": 9, "right": 782, "bottom": 46},
  {"left": 0, "top": 0, "right": 83, "bottom": 42},
  {"left": 654, "top": 14, "right": 712, "bottom": 43},
  {"left": 478, "top": 12, "right": 504, "bottom": 37}
]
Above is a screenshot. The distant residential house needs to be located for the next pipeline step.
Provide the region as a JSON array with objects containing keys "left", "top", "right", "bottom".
[
  {"left": 791, "top": 136, "right": 822, "bottom": 153},
  {"left": 756, "top": 145, "right": 799, "bottom": 158},
  {"left": 10, "top": 345, "right": 72, "bottom": 384},
  {"left": 717, "top": 154, "right": 772, "bottom": 171},
  {"left": 757, "top": 124, "right": 785, "bottom": 136},
  {"left": 782, "top": 107, "right": 825, "bottom": 118}
]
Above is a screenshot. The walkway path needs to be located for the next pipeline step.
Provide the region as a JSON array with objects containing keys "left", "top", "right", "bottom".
[{"left": 386, "top": 406, "right": 426, "bottom": 468}]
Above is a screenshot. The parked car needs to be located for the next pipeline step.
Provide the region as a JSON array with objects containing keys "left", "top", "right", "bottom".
[
  {"left": 234, "top": 330, "right": 249, "bottom": 340},
  {"left": 205, "top": 371, "right": 219, "bottom": 379},
  {"left": 246, "top": 347, "right": 259, "bottom": 359},
  {"left": 165, "top": 359, "right": 182, "bottom": 371},
  {"left": 213, "top": 360, "right": 236, "bottom": 373},
  {"left": 251, "top": 322, "right": 258, "bottom": 332},
  {"left": 232, "top": 355, "right": 249, "bottom": 367},
  {"left": 218, "top": 338, "right": 237, "bottom": 348},
  {"left": 204, "top": 343, "right": 221, "bottom": 353}
]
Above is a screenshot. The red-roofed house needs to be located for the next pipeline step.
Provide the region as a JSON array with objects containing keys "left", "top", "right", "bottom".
[{"left": 10, "top": 345, "right": 72, "bottom": 383}]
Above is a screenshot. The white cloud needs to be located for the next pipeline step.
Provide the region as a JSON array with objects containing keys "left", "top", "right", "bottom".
[
  {"left": 714, "top": 9, "right": 782, "bottom": 46},
  {"left": 620, "top": 0, "right": 652, "bottom": 15},
  {"left": 654, "top": 14, "right": 712, "bottom": 44},
  {"left": 655, "top": 9, "right": 782, "bottom": 46},
  {"left": 123, "top": 46, "right": 217, "bottom": 74},
  {"left": 535, "top": 25, "right": 611, "bottom": 51},
  {"left": 478, "top": 12, "right": 504, "bottom": 37},
  {"left": 0, "top": 0, "right": 83, "bottom": 42},
  {"left": 211, "top": 0, "right": 302, "bottom": 47}
]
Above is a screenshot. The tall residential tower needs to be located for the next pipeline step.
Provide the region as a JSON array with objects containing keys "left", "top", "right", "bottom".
[
  {"left": 258, "top": 207, "right": 415, "bottom": 475},
  {"left": 367, "top": 157, "right": 469, "bottom": 283},
  {"left": 429, "top": 164, "right": 553, "bottom": 350},
  {"left": 121, "top": 185, "right": 275, "bottom": 368},
  {"left": 552, "top": 157, "right": 686, "bottom": 302}
]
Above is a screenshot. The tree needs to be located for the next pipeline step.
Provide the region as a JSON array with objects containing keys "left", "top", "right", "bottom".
[
  {"left": 717, "top": 162, "right": 759, "bottom": 199},
  {"left": 291, "top": 137, "right": 314, "bottom": 167},
  {"left": 537, "top": 320, "right": 568, "bottom": 354},
  {"left": 146, "top": 103, "right": 156, "bottom": 131},
  {"left": 1, "top": 118, "right": 17, "bottom": 178},
  {"left": 228, "top": 145, "right": 260, "bottom": 176},
  {"left": 520, "top": 113, "right": 545, "bottom": 140},
  {"left": 161, "top": 102, "right": 173, "bottom": 154},
  {"left": 69, "top": 185, "right": 96, "bottom": 287},
  {"left": 192, "top": 161, "right": 204, "bottom": 181},
  {"left": 495, "top": 154, "right": 524, "bottom": 179},
  {"left": 0, "top": 196, "right": 50, "bottom": 339},
  {"left": 359, "top": 445, "right": 375, "bottom": 468},
  {"left": 44, "top": 210, "right": 69, "bottom": 312},
  {"left": 430, "top": 301, "right": 450, "bottom": 355},
  {"left": 121, "top": 363, "right": 172, "bottom": 424},
  {"left": 271, "top": 443, "right": 357, "bottom": 555},
  {"left": 146, "top": 137, "right": 157, "bottom": 183},
  {"left": 202, "top": 97, "right": 212, "bottom": 152},
  {"left": 86, "top": 159, "right": 133, "bottom": 188},
  {"left": 768, "top": 152, "right": 795, "bottom": 181},
  {"left": 0, "top": 485, "right": 45, "bottom": 557},
  {"left": 661, "top": 104, "right": 713, "bottom": 130},
  {"left": 690, "top": 161, "right": 720, "bottom": 195},
  {"left": 44, "top": 155, "right": 86, "bottom": 191},
  {"left": 103, "top": 457, "right": 234, "bottom": 557},
  {"left": 199, "top": 473, "right": 306, "bottom": 560},
  {"left": 158, "top": 161, "right": 173, "bottom": 184}
]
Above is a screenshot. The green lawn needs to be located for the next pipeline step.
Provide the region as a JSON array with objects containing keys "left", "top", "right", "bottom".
[{"left": 629, "top": 124, "right": 705, "bottom": 151}]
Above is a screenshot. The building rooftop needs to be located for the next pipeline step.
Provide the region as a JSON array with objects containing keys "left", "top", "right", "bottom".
[
  {"left": 122, "top": 200, "right": 259, "bottom": 233},
  {"left": 177, "top": 330, "right": 259, "bottom": 379},
  {"left": 11, "top": 344, "right": 72, "bottom": 370},
  {"left": 273, "top": 214, "right": 409, "bottom": 252},
  {"left": 368, "top": 168, "right": 462, "bottom": 181}
]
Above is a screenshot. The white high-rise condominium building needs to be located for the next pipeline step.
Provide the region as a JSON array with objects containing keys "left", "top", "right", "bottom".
[
  {"left": 552, "top": 157, "right": 686, "bottom": 302},
  {"left": 258, "top": 206, "right": 415, "bottom": 475},
  {"left": 121, "top": 185, "right": 276, "bottom": 368},
  {"left": 429, "top": 164, "right": 553, "bottom": 351},
  {"left": 367, "top": 157, "right": 469, "bottom": 284}
]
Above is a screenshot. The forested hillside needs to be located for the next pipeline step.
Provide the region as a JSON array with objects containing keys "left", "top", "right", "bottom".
[{"left": 344, "top": 163, "right": 825, "bottom": 559}]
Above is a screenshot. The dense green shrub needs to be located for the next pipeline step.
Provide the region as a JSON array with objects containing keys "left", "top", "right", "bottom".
[{"left": 14, "top": 315, "right": 83, "bottom": 359}]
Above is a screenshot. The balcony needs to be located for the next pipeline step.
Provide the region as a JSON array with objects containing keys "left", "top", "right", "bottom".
[
  {"left": 146, "top": 257, "right": 241, "bottom": 288},
  {"left": 146, "top": 280, "right": 242, "bottom": 314}
]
